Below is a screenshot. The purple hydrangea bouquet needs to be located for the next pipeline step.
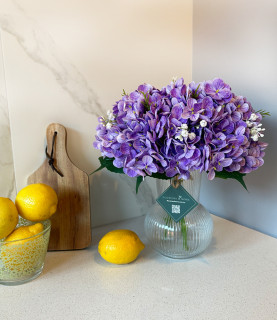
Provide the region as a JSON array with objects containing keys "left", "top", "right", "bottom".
[
  {"left": 93, "top": 77, "right": 269, "bottom": 258},
  {"left": 93, "top": 77, "right": 268, "bottom": 191}
]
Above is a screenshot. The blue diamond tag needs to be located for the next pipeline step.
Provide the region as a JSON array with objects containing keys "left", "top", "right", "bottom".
[{"left": 156, "top": 185, "right": 198, "bottom": 223}]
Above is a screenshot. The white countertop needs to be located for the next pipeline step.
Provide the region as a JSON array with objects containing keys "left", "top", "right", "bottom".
[{"left": 1, "top": 215, "right": 277, "bottom": 320}]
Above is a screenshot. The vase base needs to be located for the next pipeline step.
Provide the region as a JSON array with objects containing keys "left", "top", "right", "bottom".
[
  {"left": 144, "top": 203, "right": 213, "bottom": 259},
  {"left": 150, "top": 241, "right": 212, "bottom": 259}
]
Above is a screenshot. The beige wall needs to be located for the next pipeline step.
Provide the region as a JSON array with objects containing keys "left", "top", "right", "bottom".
[{"left": 193, "top": 0, "right": 277, "bottom": 237}]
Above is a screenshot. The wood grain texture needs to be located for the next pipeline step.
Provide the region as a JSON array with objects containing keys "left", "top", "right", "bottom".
[{"left": 28, "top": 123, "right": 91, "bottom": 250}]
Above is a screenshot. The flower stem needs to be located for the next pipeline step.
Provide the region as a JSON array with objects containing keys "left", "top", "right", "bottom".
[
  {"left": 163, "top": 215, "right": 189, "bottom": 251},
  {"left": 180, "top": 218, "right": 189, "bottom": 251}
]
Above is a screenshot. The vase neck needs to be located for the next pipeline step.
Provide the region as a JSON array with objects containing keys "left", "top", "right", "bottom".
[{"left": 156, "top": 171, "right": 202, "bottom": 202}]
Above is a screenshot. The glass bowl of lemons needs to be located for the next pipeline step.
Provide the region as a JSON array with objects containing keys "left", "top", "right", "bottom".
[
  {"left": 0, "top": 218, "right": 51, "bottom": 285},
  {"left": 0, "top": 183, "right": 58, "bottom": 285}
]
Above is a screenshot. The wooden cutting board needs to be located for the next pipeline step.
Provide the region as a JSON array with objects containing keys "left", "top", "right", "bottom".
[{"left": 27, "top": 123, "right": 91, "bottom": 250}]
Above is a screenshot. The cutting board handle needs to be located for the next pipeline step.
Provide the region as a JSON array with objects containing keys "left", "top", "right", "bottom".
[{"left": 46, "top": 123, "right": 68, "bottom": 163}]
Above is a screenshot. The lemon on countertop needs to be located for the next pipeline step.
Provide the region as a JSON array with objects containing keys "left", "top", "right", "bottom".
[
  {"left": 15, "top": 183, "right": 58, "bottom": 222},
  {"left": 98, "top": 229, "right": 145, "bottom": 264},
  {"left": 0, "top": 197, "right": 19, "bottom": 239}
]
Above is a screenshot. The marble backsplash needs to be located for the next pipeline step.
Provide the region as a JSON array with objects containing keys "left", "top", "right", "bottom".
[
  {"left": 0, "top": 32, "right": 16, "bottom": 200},
  {"left": 0, "top": 0, "right": 192, "bottom": 226}
]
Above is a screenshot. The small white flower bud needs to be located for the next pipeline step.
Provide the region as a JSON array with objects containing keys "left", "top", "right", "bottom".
[
  {"left": 181, "top": 129, "right": 189, "bottom": 138},
  {"left": 250, "top": 128, "right": 257, "bottom": 135},
  {"left": 250, "top": 113, "right": 258, "bottom": 121},
  {"left": 250, "top": 122, "right": 265, "bottom": 141},
  {"left": 181, "top": 124, "right": 188, "bottom": 130},
  {"left": 246, "top": 120, "right": 252, "bottom": 127},
  {"left": 107, "top": 110, "right": 115, "bottom": 121},
  {"left": 252, "top": 134, "right": 259, "bottom": 141},
  {"left": 200, "top": 120, "right": 207, "bottom": 127},
  {"left": 106, "top": 122, "right": 112, "bottom": 130},
  {"left": 188, "top": 132, "right": 196, "bottom": 140}
]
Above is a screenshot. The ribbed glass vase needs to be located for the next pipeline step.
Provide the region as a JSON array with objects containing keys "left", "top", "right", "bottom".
[{"left": 144, "top": 171, "right": 213, "bottom": 259}]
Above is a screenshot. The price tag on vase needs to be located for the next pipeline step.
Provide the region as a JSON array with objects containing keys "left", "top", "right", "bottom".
[{"left": 156, "top": 184, "right": 198, "bottom": 223}]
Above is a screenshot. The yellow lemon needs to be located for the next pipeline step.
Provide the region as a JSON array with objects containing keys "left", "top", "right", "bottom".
[
  {"left": 98, "top": 229, "right": 145, "bottom": 264},
  {"left": 1, "top": 223, "right": 45, "bottom": 272},
  {"left": 0, "top": 197, "right": 19, "bottom": 239},
  {"left": 5, "top": 223, "right": 44, "bottom": 243},
  {"left": 15, "top": 183, "right": 58, "bottom": 222}
]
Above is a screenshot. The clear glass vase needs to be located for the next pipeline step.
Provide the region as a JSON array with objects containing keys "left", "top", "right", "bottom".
[{"left": 144, "top": 171, "right": 213, "bottom": 259}]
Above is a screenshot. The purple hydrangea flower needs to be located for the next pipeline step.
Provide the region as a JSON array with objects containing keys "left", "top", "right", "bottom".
[
  {"left": 207, "top": 153, "right": 233, "bottom": 180},
  {"left": 182, "top": 98, "right": 203, "bottom": 121},
  {"left": 204, "top": 78, "right": 232, "bottom": 104},
  {"left": 136, "top": 155, "right": 158, "bottom": 175},
  {"left": 94, "top": 78, "right": 268, "bottom": 181}
]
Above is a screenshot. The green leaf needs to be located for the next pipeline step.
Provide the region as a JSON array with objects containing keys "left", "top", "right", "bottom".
[
  {"left": 256, "top": 109, "right": 271, "bottom": 118},
  {"left": 90, "top": 163, "right": 105, "bottom": 175},
  {"left": 136, "top": 176, "right": 143, "bottom": 194},
  {"left": 122, "top": 89, "right": 128, "bottom": 96},
  {"left": 138, "top": 90, "right": 151, "bottom": 111},
  {"left": 151, "top": 172, "right": 172, "bottom": 180},
  {"left": 90, "top": 157, "right": 124, "bottom": 175},
  {"left": 191, "top": 84, "right": 200, "bottom": 99},
  {"left": 100, "top": 157, "right": 124, "bottom": 174},
  {"left": 215, "top": 170, "right": 248, "bottom": 191}
]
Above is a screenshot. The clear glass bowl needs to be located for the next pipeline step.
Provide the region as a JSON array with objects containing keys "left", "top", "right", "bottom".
[{"left": 0, "top": 219, "right": 51, "bottom": 285}]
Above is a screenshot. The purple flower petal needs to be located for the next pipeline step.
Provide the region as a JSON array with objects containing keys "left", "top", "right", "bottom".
[
  {"left": 190, "top": 113, "right": 200, "bottom": 121},
  {"left": 235, "top": 126, "right": 245, "bottom": 136},
  {"left": 142, "top": 155, "right": 153, "bottom": 166},
  {"left": 165, "top": 167, "right": 179, "bottom": 177},
  {"left": 171, "top": 105, "right": 183, "bottom": 119},
  {"left": 145, "top": 163, "right": 158, "bottom": 175},
  {"left": 113, "top": 157, "right": 125, "bottom": 168},
  {"left": 120, "top": 142, "right": 131, "bottom": 155},
  {"left": 138, "top": 84, "right": 152, "bottom": 93},
  {"left": 207, "top": 169, "right": 215, "bottom": 180},
  {"left": 123, "top": 167, "right": 138, "bottom": 177},
  {"left": 220, "top": 158, "right": 232, "bottom": 167}
]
